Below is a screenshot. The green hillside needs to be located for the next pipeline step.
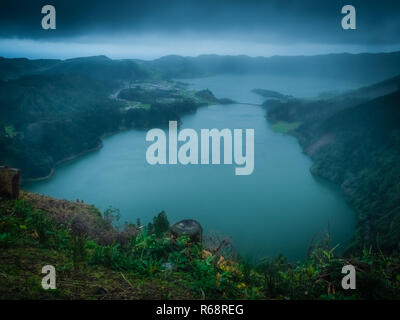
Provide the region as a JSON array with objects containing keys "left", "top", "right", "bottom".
[
  {"left": 263, "top": 79, "right": 400, "bottom": 253},
  {"left": 0, "top": 57, "right": 60, "bottom": 80},
  {"left": 147, "top": 52, "right": 400, "bottom": 83},
  {"left": 0, "top": 68, "right": 217, "bottom": 180},
  {"left": 3, "top": 52, "right": 400, "bottom": 83}
]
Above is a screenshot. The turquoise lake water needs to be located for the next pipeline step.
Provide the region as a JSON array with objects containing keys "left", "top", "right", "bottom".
[{"left": 27, "top": 74, "right": 362, "bottom": 260}]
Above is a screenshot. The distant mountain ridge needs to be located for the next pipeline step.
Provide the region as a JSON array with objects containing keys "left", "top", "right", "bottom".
[
  {"left": 2, "top": 51, "right": 400, "bottom": 84},
  {"left": 0, "top": 57, "right": 59, "bottom": 80},
  {"left": 145, "top": 51, "right": 400, "bottom": 83},
  {"left": 42, "top": 55, "right": 149, "bottom": 82}
]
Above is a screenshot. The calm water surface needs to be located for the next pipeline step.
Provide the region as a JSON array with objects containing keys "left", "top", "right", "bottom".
[{"left": 27, "top": 74, "right": 361, "bottom": 260}]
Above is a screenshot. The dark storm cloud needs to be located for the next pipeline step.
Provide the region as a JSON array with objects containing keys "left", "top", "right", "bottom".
[
  {"left": 0, "top": 0, "right": 399, "bottom": 59},
  {"left": 0, "top": 0, "right": 399, "bottom": 44}
]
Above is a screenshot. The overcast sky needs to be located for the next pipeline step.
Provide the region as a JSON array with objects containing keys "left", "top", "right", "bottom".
[{"left": 1, "top": 0, "right": 400, "bottom": 59}]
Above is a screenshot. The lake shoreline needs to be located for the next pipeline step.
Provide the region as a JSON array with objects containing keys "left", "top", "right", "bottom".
[
  {"left": 22, "top": 104, "right": 210, "bottom": 184},
  {"left": 21, "top": 127, "right": 132, "bottom": 184},
  {"left": 26, "top": 75, "right": 356, "bottom": 260},
  {"left": 22, "top": 139, "right": 105, "bottom": 184}
]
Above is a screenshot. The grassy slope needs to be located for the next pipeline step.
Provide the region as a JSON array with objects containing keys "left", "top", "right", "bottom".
[
  {"left": 0, "top": 248, "right": 195, "bottom": 300},
  {"left": 1, "top": 192, "right": 400, "bottom": 300},
  {"left": 0, "top": 192, "right": 195, "bottom": 300}
]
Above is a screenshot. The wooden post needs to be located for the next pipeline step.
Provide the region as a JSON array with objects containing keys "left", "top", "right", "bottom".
[{"left": 0, "top": 166, "right": 21, "bottom": 200}]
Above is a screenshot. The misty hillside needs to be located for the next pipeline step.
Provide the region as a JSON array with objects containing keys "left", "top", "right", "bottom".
[
  {"left": 0, "top": 55, "right": 148, "bottom": 83},
  {"left": 344, "top": 74, "right": 400, "bottom": 99},
  {"left": 265, "top": 74, "right": 400, "bottom": 126},
  {"left": 2, "top": 51, "right": 400, "bottom": 84},
  {"left": 264, "top": 79, "right": 400, "bottom": 252},
  {"left": 147, "top": 52, "right": 400, "bottom": 83},
  {"left": 42, "top": 56, "right": 150, "bottom": 83},
  {"left": 0, "top": 57, "right": 59, "bottom": 80},
  {"left": 0, "top": 67, "right": 218, "bottom": 179}
]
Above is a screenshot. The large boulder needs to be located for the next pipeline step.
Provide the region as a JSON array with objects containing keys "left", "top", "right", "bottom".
[{"left": 170, "top": 219, "right": 202, "bottom": 242}]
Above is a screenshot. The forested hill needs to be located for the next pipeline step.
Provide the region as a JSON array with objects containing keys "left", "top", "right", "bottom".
[
  {"left": 41, "top": 55, "right": 149, "bottom": 83},
  {"left": 266, "top": 74, "right": 400, "bottom": 126},
  {"left": 0, "top": 57, "right": 59, "bottom": 80},
  {"left": 263, "top": 77, "right": 400, "bottom": 253},
  {"left": 305, "top": 91, "right": 400, "bottom": 252},
  {"left": 2, "top": 51, "right": 400, "bottom": 83},
  {"left": 145, "top": 51, "right": 400, "bottom": 83},
  {"left": 0, "top": 63, "right": 220, "bottom": 180},
  {"left": 0, "top": 74, "right": 122, "bottom": 179},
  {"left": 0, "top": 55, "right": 150, "bottom": 85}
]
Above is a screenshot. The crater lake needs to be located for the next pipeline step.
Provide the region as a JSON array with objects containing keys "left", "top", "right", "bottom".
[{"left": 26, "top": 74, "right": 362, "bottom": 260}]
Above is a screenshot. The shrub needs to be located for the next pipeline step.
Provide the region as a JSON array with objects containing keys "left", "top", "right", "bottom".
[{"left": 150, "top": 210, "right": 170, "bottom": 237}]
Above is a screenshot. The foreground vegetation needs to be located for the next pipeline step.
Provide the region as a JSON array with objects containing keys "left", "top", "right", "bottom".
[{"left": 1, "top": 192, "right": 400, "bottom": 300}]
